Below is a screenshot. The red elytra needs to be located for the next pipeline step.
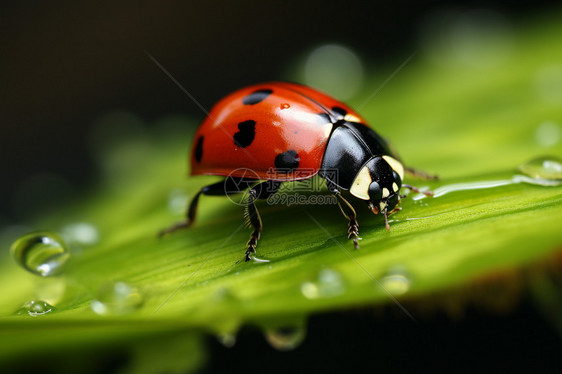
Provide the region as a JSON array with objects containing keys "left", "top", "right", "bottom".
[{"left": 190, "top": 81, "right": 367, "bottom": 180}]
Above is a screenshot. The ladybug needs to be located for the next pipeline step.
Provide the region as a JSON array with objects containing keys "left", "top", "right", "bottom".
[{"left": 160, "top": 82, "right": 434, "bottom": 261}]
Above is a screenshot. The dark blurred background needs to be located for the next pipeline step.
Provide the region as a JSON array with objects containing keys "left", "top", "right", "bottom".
[{"left": 1, "top": 0, "right": 558, "bottom": 224}]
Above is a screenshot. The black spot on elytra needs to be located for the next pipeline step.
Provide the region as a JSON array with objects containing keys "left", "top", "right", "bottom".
[
  {"left": 332, "top": 106, "right": 347, "bottom": 118},
  {"left": 233, "top": 120, "right": 256, "bottom": 148},
  {"left": 316, "top": 112, "right": 333, "bottom": 124},
  {"left": 243, "top": 89, "right": 273, "bottom": 105},
  {"left": 275, "top": 150, "right": 300, "bottom": 172},
  {"left": 194, "top": 136, "right": 204, "bottom": 163}
]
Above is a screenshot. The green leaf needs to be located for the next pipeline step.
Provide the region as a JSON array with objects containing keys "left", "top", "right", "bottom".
[{"left": 1, "top": 11, "right": 562, "bottom": 372}]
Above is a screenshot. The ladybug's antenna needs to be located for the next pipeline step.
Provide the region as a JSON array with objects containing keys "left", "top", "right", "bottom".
[{"left": 403, "top": 184, "right": 434, "bottom": 197}]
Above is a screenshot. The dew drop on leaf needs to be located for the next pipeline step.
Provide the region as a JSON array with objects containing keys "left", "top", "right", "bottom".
[
  {"left": 264, "top": 326, "right": 306, "bottom": 351},
  {"left": 518, "top": 156, "right": 562, "bottom": 181},
  {"left": 381, "top": 265, "right": 412, "bottom": 296},
  {"left": 216, "top": 333, "right": 237, "bottom": 348},
  {"left": 250, "top": 255, "right": 271, "bottom": 263},
  {"left": 535, "top": 121, "right": 561, "bottom": 147},
  {"left": 91, "top": 281, "right": 144, "bottom": 316},
  {"left": 301, "top": 269, "right": 346, "bottom": 299},
  {"left": 211, "top": 287, "right": 238, "bottom": 303},
  {"left": 167, "top": 189, "right": 189, "bottom": 215},
  {"left": 300, "top": 282, "right": 320, "bottom": 299},
  {"left": 15, "top": 300, "right": 56, "bottom": 317},
  {"left": 61, "top": 222, "right": 99, "bottom": 246},
  {"left": 10, "top": 231, "right": 70, "bottom": 277}
]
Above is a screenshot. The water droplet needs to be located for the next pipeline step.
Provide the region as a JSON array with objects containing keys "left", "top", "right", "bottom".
[
  {"left": 519, "top": 156, "right": 562, "bottom": 181},
  {"left": 535, "top": 121, "right": 561, "bottom": 147},
  {"left": 304, "top": 44, "right": 364, "bottom": 100},
  {"left": 211, "top": 287, "right": 237, "bottom": 303},
  {"left": 381, "top": 266, "right": 412, "bottom": 296},
  {"left": 216, "top": 333, "right": 236, "bottom": 348},
  {"left": 16, "top": 300, "right": 56, "bottom": 317},
  {"left": 300, "top": 282, "right": 320, "bottom": 299},
  {"left": 264, "top": 326, "right": 306, "bottom": 351},
  {"left": 413, "top": 167, "right": 562, "bottom": 200},
  {"left": 168, "top": 189, "right": 189, "bottom": 215},
  {"left": 250, "top": 255, "right": 270, "bottom": 263},
  {"left": 207, "top": 289, "right": 243, "bottom": 333},
  {"left": 301, "top": 269, "right": 346, "bottom": 299},
  {"left": 318, "top": 269, "right": 346, "bottom": 296},
  {"left": 91, "top": 281, "right": 144, "bottom": 316},
  {"left": 62, "top": 222, "right": 99, "bottom": 246},
  {"left": 11, "top": 232, "right": 70, "bottom": 277}
]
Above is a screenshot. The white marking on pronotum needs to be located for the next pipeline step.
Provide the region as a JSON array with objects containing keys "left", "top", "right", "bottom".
[
  {"left": 382, "top": 155, "right": 404, "bottom": 181},
  {"left": 350, "top": 165, "right": 372, "bottom": 200},
  {"left": 344, "top": 113, "right": 362, "bottom": 122}
]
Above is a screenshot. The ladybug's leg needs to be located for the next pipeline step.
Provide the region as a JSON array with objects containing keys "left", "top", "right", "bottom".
[
  {"left": 402, "top": 167, "right": 437, "bottom": 197},
  {"left": 404, "top": 167, "right": 439, "bottom": 181},
  {"left": 244, "top": 180, "right": 282, "bottom": 261},
  {"left": 158, "top": 177, "right": 256, "bottom": 237},
  {"left": 402, "top": 184, "right": 434, "bottom": 197},
  {"left": 326, "top": 181, "right": 360, "bottom": 249},
  {"left": 158, "top": 190, "right": 203, "bottom": 237}
]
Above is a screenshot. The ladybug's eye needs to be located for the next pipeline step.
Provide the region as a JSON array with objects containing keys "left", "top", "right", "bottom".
[{"left": 368, "top": 182, "right": 382, "bottom": 202}]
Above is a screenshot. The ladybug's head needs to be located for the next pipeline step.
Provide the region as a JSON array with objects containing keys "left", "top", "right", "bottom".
[{"left": 349, "top": 155, "right": 404, "bottom": 229}]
